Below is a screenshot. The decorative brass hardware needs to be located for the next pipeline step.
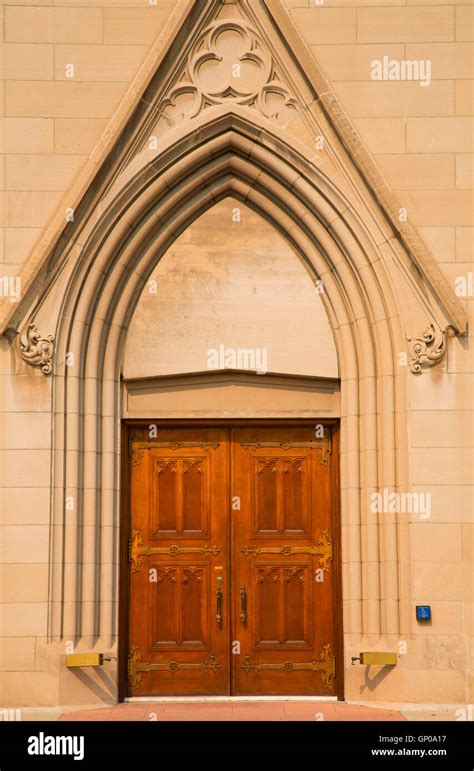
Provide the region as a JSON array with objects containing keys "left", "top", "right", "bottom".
[
  {"left": 66, "top": 653, "right": 103, "bottom": 668},
  {"left": 129, "top": 439, "right": 220, "bottom": 467},
  {"left": 241, "top": 436, "right": 331, "bottom": 465},
  {"left": 352, "top": 651, "right": 397, "bottom": 666},
  {"left": 241, "top": 529, "right": 333, "bottom": 572},
  {"left": 241, "top": 440, "right": 329, "bottom": 449},
  {"left": 127, "top": 645, "right": 221, "bottom": 689},
  {"left": 241, "top": 643, "right": 335, "bottom": 690},
  {"left": 128, "top": 529, "right": 221, "bottom": 572},
  {"left": 240, "top": 586, "right": 247, "bottom": 625},
  {"left": 216, "top": 576, "right": 224, "bottom": 625}
]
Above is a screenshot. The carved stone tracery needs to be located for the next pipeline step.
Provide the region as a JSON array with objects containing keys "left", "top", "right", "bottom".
[{"left": 156, "top": 19, "right": 300, "bottom": 130}]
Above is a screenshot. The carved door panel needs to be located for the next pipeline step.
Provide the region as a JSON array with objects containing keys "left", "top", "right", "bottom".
[
  {"left": 127, "top": 427, "right": 229, "bottom": 696},
  {"left": 231, "top": 427, "right": 336, "bottom": 696},
  {"left": 127, "top": 424, "right": 337, "bottom": 696}
]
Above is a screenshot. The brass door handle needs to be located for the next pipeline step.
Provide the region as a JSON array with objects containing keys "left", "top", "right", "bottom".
[
  {"left": 240, "top": 586, "right": 247, "bottom": 625},
  {"left": 216, "top": 577, "right": 224, "bottom": 625}
]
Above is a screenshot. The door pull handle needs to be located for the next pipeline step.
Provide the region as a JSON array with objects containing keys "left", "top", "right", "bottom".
[
  {"left": 240, "top": 586, "right": 247, "bottom": 625},
  {"left": 216, "top": 577, "right": 224, "bottom": 625}
]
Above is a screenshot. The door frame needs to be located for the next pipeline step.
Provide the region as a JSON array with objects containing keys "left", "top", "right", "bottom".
[{"left": 118, "top": 419, "right": 344, "bottom": 701}]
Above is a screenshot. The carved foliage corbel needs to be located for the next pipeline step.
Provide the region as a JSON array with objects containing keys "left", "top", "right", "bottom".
[
  {"left": 407, "top": 323, "right": 447, "bottom": 374},
  {"left": 18, "top": 323, "right": 54, "bottom": 375}
]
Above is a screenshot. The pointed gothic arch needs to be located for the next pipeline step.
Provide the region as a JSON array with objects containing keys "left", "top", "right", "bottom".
[
  {"left": 40, "top": 108, "right": 411, "bottom": 654},
  {"left": 1, "top": 0, "right": 466, "bottom": 697}
]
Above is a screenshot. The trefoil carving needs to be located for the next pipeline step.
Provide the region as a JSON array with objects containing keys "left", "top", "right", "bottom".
[{"left": 155, "top": 18, "right": 300, "bottom": 130}]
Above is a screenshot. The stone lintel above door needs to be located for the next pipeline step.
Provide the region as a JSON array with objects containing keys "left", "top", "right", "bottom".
[{"left": 123, "top": 370, "right": 341, "bottom": 419}]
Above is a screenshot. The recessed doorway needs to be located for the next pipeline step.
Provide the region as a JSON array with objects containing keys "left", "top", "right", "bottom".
[{"left": 122, "top": 420, "right": 342, "bottom": 698}]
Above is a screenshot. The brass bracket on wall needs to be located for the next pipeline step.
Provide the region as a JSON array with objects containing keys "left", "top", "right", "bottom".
[
  {"left": 66, "top": 653, "right": 103, "bottom": 668},
  {"left": 128, "top": 529, "right": 221, "bottom": 572},
  {"left": 241, "top": 436, "right": 332, "bottom": 465},
  {"left": 242, "top": 643, "right": 335, "bottom": 690},
  {"left": 241, "top": 529, "right": 333, "bottom": 572},
  {"left": 351, "top": 651, "right": 397, "bottom": 666},
  {"left": 127, "top": 645, "right": 221, "bottom": 690}
]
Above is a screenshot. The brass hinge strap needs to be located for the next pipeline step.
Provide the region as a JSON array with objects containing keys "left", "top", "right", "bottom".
[
  {"left": 130, "top": 440, "right": 220, "bottom": 467},
  {"left": 128, "top": 529, "right": 221, "bottom": 572},
  {"left": 241, "top": 529, "right": 333, "bottom": 572},
  {"left": 240, "top": 437, "right": 331, "bottom": 465},
  {"left": 242, "top": 644, "right": 335, "bottom": 690},
  {"left": 241, "top": 440, "right": 329, "bottom": 449},
  {"left": 127, "top": 646, "right": 221, "bottom": 689}
]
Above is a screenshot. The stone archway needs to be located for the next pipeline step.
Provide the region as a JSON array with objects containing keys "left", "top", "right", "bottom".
[
  {"left": 43, "top": 111, "right": 410, "bottom": 670},
  {"left": 1, "top": 0, "right": 466, "bottom": 704}
]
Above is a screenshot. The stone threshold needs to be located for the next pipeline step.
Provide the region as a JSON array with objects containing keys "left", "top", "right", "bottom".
[{"left": 125, "top": 696, "right": 339, "bottom": 703}]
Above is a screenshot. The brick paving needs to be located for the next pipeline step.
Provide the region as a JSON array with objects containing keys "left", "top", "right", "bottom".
[{"left": 59, "top": 701, "right": 406, "bottom": 722}]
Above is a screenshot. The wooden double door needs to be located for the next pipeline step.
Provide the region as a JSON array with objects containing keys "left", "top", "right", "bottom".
[{"left": 125, "top": 423, "right": 340, "bottom": 697}]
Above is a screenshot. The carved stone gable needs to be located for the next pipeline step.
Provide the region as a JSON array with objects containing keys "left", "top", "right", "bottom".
[{"left": 0, "top": 0, "right": 466, "bottom": 375}]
